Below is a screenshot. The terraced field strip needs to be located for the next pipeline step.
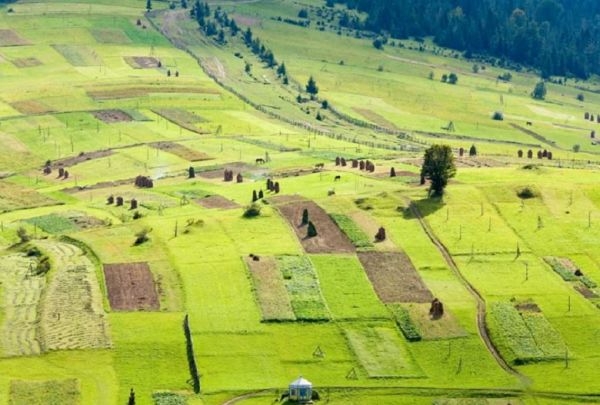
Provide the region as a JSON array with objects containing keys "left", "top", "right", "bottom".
[
  {"left": 244, "top": 256, "right": 295, "bottom": 321},
  {"left": 329, "top": 213, "right": 374, "bottom": 249},
  {"left": 544, "top": 256, "right": 599, "bottom": 301},
  {"left": 103, "top": 262, "right": 159, "bottom": 311},
  {"left": 357, "top": 251, "right": 433, "bottom": 303},
  {"left": 0, "top": 254, "right": 44, "bottom": 357},
  {"left": 276, "top": 255, "right": 330, "bottom": 321},
  {"left": 391, "top": 303, "right": 468, "bottom": 341},
  {"left": 343, "top": 323, "right": 424, "bottom": 378},
  {"left": 275, "top": 199, "right": 355, "bottom": 254},
  {"left": 37, "top": 240, "right": 111, "bottom": 351},
  {"left": 0, "top": 29, "right": 30, "bottom": 46},
  {"left": 488, "top": 302, "right": 567, "bottom": 365},
  {"left": 149, "top": 141, "right": 213, "bottom": 162},
  {"left": 9, "top": 378, "right": 80, "bottom": 405}
]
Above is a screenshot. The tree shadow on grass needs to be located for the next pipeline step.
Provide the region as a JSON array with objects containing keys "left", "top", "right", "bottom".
[{"left": 402, "top": 197, "right": 445, "bottom": 219}]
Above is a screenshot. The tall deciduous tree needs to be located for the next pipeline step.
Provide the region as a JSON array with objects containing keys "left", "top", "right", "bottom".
[
  {"left": 420, "top": 145, "right": 456, "bottom": 197},
  {"left": 531, "top": 81, "right": 547, "bottom": 100}
]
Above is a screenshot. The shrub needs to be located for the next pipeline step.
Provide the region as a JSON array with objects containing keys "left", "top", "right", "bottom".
[
  {"left": 16, "top": 227, "right": 30, "bottom": 243},
  {"left": 517, "top": 187, "right": 537, "bottom": 199},
  {"left": 243, "top": 203, "right": 261, "bottom": 218},
  {"left": 134, "top": 227, "right": 151, "bottom": 245},
  {"left": 492, "top": 111, "right": 504, "bottom": 120}
]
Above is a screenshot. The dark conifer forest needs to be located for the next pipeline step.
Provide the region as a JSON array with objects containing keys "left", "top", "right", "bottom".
[{"left": 332, "top": 0, "right": 600, "bottom": 79}]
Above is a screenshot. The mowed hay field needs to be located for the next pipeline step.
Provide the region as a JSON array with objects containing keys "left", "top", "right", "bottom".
[{"left": 0, "top": 0, "right": 600, "bottom": 404}]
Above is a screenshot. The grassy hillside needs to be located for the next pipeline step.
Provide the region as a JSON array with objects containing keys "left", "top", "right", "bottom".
[{"left": 0, "top": 0, "right": 599, "bottom": 404}]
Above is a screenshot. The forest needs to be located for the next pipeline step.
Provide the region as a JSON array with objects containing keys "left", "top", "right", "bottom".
[{"left": 332, "top": 0, "right": 600, "bottom": 79}]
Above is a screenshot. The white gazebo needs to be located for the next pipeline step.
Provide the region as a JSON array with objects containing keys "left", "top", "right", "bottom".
[{"left": 288, "top": 376, "right": 312, "bottom": 403}]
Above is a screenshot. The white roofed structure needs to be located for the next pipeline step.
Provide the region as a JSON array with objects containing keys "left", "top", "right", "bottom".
[{"left": 288, "top": 376, "right": 312, "bottom": 403}]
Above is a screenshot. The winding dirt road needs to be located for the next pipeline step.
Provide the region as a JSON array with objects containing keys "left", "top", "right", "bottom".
[{"left": 408, "top": 201, "right": 529, "bottom": 384}]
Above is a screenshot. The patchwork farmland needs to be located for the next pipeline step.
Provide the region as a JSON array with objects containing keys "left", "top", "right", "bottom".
[{"left": 0, "top": 0, "right": 599, "bottom": 404}]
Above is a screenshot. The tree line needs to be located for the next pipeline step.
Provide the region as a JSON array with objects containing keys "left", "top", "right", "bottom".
[{"left": 330, "top": 0, "right": 600, "bottom": 79}]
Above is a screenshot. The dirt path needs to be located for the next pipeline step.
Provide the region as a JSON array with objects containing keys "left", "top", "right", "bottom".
[
  {"left": 222, "top": 390, "right": 271, "bottom": 405},
  {"left": 408, "top": 201, "right": 528, "bottom": 384}
]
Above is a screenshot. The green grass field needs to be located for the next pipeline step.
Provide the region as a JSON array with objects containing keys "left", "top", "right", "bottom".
[{"left": 0, "top": 0, "right": 600, "bottom": 403}]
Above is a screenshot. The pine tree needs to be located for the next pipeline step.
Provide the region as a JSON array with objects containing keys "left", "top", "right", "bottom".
[
  {"left": 277, "top": 62, "right": 287, "bottom": 77},
  {"left": 306, "top": 76, "right": 319, "bottom": 97}
]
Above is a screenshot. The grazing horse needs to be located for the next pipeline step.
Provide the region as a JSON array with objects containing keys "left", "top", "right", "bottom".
[
  {"left": 255, "top": 158, "right": 265, "bottom": 164},
  {"left": 334, "top": 175, "right": 341, "bottom": 181}
]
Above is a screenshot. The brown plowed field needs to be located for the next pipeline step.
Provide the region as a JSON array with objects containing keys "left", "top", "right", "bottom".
[
  {"left": 103, "top": 262, "right": 159, "bottom": 311},
  {"left": 196, "top": 195, "right": 239, "bottom": 209},
  {"left": 197, "top": 162, "right": 263, "bottom": 180},
  {"left": 124, "top": 56, "right": 160, "bottom": 68},
  {"left": 92, "top": 109, "right": 133, "bottom": 123},
  {"left": 276, "top": 199, "right": 354, "bottom": 254},
  {"left": 358, "top": 251, "right": 433, "bottom": 303},
  {"left": 0, "top": 29, "right": 30, "bottom": 46},
  {"left": 149, "top": 141, "right": 212, "bottom": 162}
]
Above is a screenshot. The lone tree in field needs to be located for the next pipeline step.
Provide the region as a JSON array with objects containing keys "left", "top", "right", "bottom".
[
  {"left": 531, "top": 81, "right": 547, "bottom": 100},
  {"left": 469, "top": 144, "right": 477, "bottom": 156},
  {"left": 390, "top": 167, "right": 396, "bottom": 177},
  {"left": 375, "top": 227, "right": 386, "bottom": 242},
  {"left": 188, "top": 166, "right": 195, "bottom": 178},
  {"left": 420, "top": 144, "right": 456, "bottom": 197},
  {"left": 306, "top": 76, "right": 319, "bottom": 98},
  {"left": 301, "top": 208, "right": 309, "bottom": 225},
  {"left": 307, "top": 221, "right": 318, "bottom": 237}
]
